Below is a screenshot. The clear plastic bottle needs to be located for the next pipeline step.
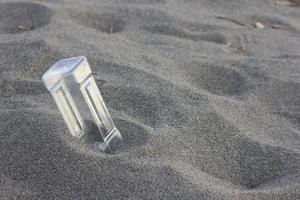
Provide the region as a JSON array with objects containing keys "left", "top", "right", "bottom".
[{"left": 42, "top": 56, "right": 123, "bottom": 153}]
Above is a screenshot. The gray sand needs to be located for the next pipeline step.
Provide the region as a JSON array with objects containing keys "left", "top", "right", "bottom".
[{"left": 0, "top": 0, "right": 300, "bottom": 199}]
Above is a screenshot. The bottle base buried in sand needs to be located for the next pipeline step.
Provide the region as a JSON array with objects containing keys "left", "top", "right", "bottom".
[
  {"left": 42, "top": 56, "right": 123, "bottom": 153},
  {"left": 94, "top": 128, "right": 123, "bottom": 153}
]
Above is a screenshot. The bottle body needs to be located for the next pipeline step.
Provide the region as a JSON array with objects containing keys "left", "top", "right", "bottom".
[{"left": 43, "top": 56, "right": 123, "bottom": 153}]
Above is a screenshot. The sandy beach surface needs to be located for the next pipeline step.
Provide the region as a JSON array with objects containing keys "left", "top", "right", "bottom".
[{"left": 0, "top": 0, "right": 300, "bottom": 199}]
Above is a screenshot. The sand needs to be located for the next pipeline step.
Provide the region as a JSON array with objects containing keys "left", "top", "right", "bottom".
[{"left": 0, "top": 0, "right": 300, "bottom": 199}]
